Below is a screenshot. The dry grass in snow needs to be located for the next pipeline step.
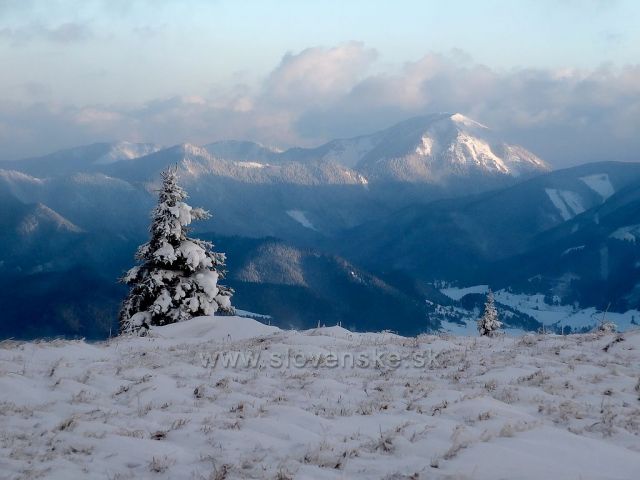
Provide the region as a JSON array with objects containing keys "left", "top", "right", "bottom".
[{"left": 1, "top": 316, "right": 639, "bottom": 479}]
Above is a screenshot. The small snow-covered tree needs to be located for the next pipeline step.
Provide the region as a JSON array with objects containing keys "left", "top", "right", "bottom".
[
  {"left": 477, "top": 289, "right": 502, "bottom": 336},
  {"left": 119, "top": 167, "right": 233, "bottom": 334}
]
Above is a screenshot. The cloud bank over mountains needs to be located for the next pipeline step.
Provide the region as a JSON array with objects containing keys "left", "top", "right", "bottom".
[{"left": 1, "top": 42, "right": 639, "bottom": 167}]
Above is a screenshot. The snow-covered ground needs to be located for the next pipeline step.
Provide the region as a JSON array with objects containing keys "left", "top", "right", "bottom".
[
  {"left": 440, "top": 285, "right": 489, "bottom": 301},
  {"left": 1, "top": 316, "right": 639, "bottom": 479},
  {"left": 580, "top": 173, "right": 615, "bottom": 201},
  {"left": 494, "top": 290, "right": 640, "bottom": 332},
  {"left": 440, "top": 286, "right": 640, "bottom": 333},
  {"left": 544, "top": 188, "right": 586, "bottom": 221},
  {"left": 611, "top": 224, "right": 640, "bottom": 243}
]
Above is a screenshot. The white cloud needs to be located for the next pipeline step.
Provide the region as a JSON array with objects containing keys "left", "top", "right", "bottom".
[
  {"left": 262, "top": 42, "right": 377, "bottom": 106},
  {"left": 1, "top": 44, "right": 639, "bottom": 167}
]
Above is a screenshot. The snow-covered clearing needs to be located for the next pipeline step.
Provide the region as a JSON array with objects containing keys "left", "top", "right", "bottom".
[
  {"left": 545, "top": 188, "right": 586, "bottom": 221},
  {"left": 234, "top": 162, "right": 267, "bottom": 169},
  {"left": 580, "top": 174, "right": 615, "bottom": 201},
  {"left": 562, "top": 245, "right": 585, "bottom": 256},
  {"left": 611, "top": 224, "right": 640, "bottom": 243},
  {"left": 440, "top": 285, "right": 488, "bottom": 301},
  {"left": 1, "top": 316, "right": 639, "bottom": 479},
  {"left": 494, "top": 290, "right": 640, "bottom": 332},
  {"left": 286, "top": 210, "right": 317, "bottom": 231}
]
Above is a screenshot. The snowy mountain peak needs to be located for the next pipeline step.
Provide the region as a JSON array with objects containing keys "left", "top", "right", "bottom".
[
  {"left": 94, "top": 142, "right": 162, "bottom": 165},
  {"left": 2, "top": 142, "right": 163, "bottom": 177},
  {"left": 18, "top": 203, "right": 83, "bottom": 236},
  {"left": 330, "top": 113, "right": 550, "bottom": 182},
  {"left": 177, "top": 143, "right": 211, "bottom": 159},
  {"left": 205, "top": 140, "right": 283, "bottom": 163},
  {"left": 450, "top": 112, "right": 489, "bottom": 129}
]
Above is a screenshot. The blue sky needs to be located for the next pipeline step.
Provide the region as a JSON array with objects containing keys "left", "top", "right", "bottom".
[{"left": 0, "top": 0, "right": 639, "bottom": 165}]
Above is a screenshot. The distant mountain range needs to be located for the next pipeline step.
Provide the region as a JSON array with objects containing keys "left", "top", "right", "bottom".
[
  {"left": 0, "top": 113, "right": 548, "bottom": 241},
  {"left": 7, "top": 113, "right": 547, "bottom": 183},
  {"left": 0, "top": 113, "right": 637, "bottom": 339}
]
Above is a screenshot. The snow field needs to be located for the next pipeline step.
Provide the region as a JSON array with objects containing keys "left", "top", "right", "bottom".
[
  {"left": 580, "top": 174, "right": 615, "bottom": 201},
  {"left": 286, "top": 210, "right": 317, "bottom": 231},
  {"left": 1, "top": 316, "right": 639, "bottom": 479},
  {"left": 440, "top": 286, "right": 640, "bottom": 333},
  {"left": 545, "top": 188, "right": 586, "bottom": 221}
]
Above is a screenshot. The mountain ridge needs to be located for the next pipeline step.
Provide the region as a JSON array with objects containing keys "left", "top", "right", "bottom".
[{"left": 2, "top": 113, "right": 549, "bottom": 187}]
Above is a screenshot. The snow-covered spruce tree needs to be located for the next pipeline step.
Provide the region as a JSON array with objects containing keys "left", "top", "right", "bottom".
[
  {"left": 477, "top": 289, "right": 502, "bottom": 336},
  {"left": 119, "top": 167, "right": 233, "bottom": 334}
]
